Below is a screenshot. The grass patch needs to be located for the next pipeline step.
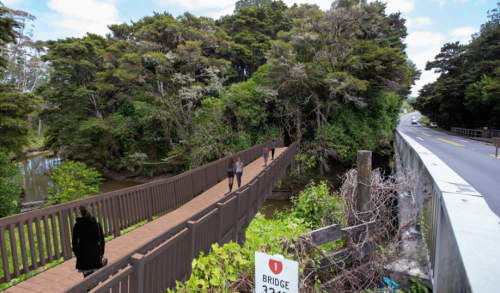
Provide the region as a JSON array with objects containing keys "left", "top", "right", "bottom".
[{"left": 21, "top": 131, "right": 45, "bottom": 154}]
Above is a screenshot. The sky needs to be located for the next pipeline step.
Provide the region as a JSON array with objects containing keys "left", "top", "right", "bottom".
[{"left": 2, "top": 0, "right": 496, "bottom": 96}]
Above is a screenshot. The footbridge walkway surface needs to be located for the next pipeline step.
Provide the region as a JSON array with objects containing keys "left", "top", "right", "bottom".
[{"left": 1, "top": 140, "right": 297, "bottom": 293}]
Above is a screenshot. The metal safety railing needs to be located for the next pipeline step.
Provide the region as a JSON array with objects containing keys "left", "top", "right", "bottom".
[
  {"left": 395, "top": 130, "right": 500, "bottom": 292},
  {"left": 451, "top": 127, "right": 500, "bottom": 139}
]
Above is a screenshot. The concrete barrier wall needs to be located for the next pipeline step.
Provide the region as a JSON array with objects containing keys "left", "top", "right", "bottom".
[{"left": 396, "top": 130, "right": 500, "bottom": 292}]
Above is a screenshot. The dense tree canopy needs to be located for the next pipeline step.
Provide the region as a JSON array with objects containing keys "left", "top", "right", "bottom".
[
  {"left": 414, "top": 3, "right": 500, "bottom": 129},
  {"left": 32, "top": 0, "right": 417, "bottom": 175},
  {"left": 216, "top": 1, "right": 291, "bottom": 81}
]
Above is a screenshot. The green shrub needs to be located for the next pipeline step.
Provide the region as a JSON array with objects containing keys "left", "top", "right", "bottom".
[
  {"left": 172, "top": 214, "right": 310, "bottom": 292},
  {"left": 0, "top": 151, "right": 21, "bottom": 218},
  {"left": 287, "top": 181, "right": 346, "bottom": 229},
  {"left": 47, "top": 161, "right": 104, "bottom": 205}
]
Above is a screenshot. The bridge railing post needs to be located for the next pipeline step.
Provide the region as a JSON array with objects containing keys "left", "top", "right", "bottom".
[
  {"left": 187, "top": 220, "right": 196, "bottom": 276},
  {"left": 233, "top": 193, "right": 240, "bottom": 242},
  {"left": 60, "top": 209, "right": 72, "bottom": 260},
  {"left": 112, "top": 196, "right": 121, "bottom": 237},
  {"left": 217, "top": 203, "right": 224, "bottom": 243},
  {"left": 238, "top": 229, "right": 246, "bottom": 246},
  {"left": 130, "top": 253, "right": 145, "bottom": 293},
  {"left": 146, "top": 187, "right": 153, "bottom": 222}
]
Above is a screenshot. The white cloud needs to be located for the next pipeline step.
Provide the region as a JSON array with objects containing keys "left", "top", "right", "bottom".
[
  {"left": 383, "top": 0, "right": 416, "bottom": 14},
  {"left": 406, "top": 31, "right": 446, "bottom": 49},
  {"left": 282, "top": 0, "right": 333, "bottom": 10},
  {"left": 155, "top": 0, "right": 235, "bottom": 10},
  {"left": 406, "top": 17, "right": 434, "bottom": 28},
  {"left": 448, "top": 26, "right": 476, "bottom": 44},
  {"left": 45, "top": 0, "right": 121, "bottom": 38},
  {"left": 0, "top": 0, "right": 24, "bottom": 8},
  {"left": 209, "top": 6, "right": 235, "bottom": 20},
  {"left": 439, "top": 1, "right": 447, "bottom": 7},
  {"left": 1, "top": 0, "right": 24, "bottom": 5},
  {"left": 405, "top": 31, "right": 446, "bottom": 96}
]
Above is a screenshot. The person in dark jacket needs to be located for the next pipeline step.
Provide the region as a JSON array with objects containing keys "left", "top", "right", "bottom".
[
  {"left": 72, "top": 205, "right": 105, "bottom": 278},
  {"left": 227, "top": 158, "right": 235, "bottom": 192},
  {"left": 270, "top": 139, "right": 276, "bottom": 160}
]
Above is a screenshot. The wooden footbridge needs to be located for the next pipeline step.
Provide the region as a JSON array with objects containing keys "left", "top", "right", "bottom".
[{"left": 0, "top": 140, "right": 297, "bottom": 293}]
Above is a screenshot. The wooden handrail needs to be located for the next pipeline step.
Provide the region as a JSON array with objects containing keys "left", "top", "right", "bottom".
[
  {"left": 0, "top": 140, "right": 289, "bottom": 286},
  {"left": 65, "top": 141, "right": 297, "bottom": 292}
]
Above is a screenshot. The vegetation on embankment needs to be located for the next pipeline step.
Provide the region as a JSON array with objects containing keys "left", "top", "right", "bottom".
[
  {"left": 414, "top": 3, "right": 500, "bottom": 130},
  {"left": 172, "top": 169, "right": 409, "bottom": 293},
  {"left": 171, "top": 181, "right": 342, "bottom": 292}
]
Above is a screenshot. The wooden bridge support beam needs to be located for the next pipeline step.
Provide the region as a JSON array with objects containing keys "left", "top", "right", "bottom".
[{"left": 238, "top": 229, "right": 246, "bottom": 246}]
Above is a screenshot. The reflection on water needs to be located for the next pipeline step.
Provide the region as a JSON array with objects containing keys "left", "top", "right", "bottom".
[
  {"left": 99, "top": 177, "right": 141, "bottom": 194},
  {"left": 260, "top": 199, "right": 293, "bottom": 219},
  {"left": 18, "top": 153, "right": 61, "bottom": 203},
  {"left": 18, "top": 153, "right": 141, "bottom": 203}
]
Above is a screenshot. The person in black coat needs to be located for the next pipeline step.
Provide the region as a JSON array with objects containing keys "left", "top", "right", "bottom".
[{"left": 72, "top": 205, "right": 105, "bottom": 278}]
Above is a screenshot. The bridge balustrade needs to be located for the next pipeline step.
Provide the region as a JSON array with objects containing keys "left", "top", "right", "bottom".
[
  {"left": 396, "top": 130, "right": 500, "bottom": 292},
  {"left": 0, "top": 140, "right": 287, "bottom": 286},
  {"left": 67, "top": 141, "right": 297, "bottom": 293}
]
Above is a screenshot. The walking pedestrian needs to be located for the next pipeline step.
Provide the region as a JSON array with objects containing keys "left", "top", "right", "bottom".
[
  {"left": 270, "top": 139, "right": 276, "bottom": 160},
  {"left": 227, "top": 158, "right": 235, "bottom": 192},
  {"left": 235, "top": 157, "right": 244, "bottom": 188},
  {"left": 263, "top": 145, "right": 269, "bottom": 166},
  {"left": 72, "top": 205, "right": 106, "bottom": 280}
]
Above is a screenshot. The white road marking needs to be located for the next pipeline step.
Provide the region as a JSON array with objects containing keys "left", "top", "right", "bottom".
[
  {"left": 416, "top": 137, "right": 424, "bottom": 141},
  {"left": 453, "top": 138, "right": 468, "bottom": 143}
]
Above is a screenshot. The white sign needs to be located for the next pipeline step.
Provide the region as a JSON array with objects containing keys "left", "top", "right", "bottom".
[{"left": 255, "top": 252, "right": 298, "bottom": 293}]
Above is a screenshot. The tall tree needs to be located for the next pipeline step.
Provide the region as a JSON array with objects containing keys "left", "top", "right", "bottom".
[
  {"left": 263, "top": 1, "right": 412, "bottom": 173},
  {"left": 234, "top": 0, "right": 273, "bottom": 13},
  {"left": 415, "top": 3, "right": 500, "bottom": 129},
  {"left": 38, "top": 34, "right": 123, "bottom": 162},
  {"left": 216, "top": 1, "right": 291, "bottom": 81},
  {"left": 0, "top": 4, "right": 41, "bottom": 155}
]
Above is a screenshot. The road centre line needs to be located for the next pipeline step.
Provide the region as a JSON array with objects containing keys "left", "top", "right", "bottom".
[
  {"left": 490, "top": 155, "right": 500, "bottom": 159},
  {"left": 436, "top": 138, "right": 465, "bottom": 147},
  {"left": 420, "top": 132, "right": 431, "bottom": 137}
]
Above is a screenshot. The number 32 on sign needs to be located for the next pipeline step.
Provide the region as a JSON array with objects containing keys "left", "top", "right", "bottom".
[{"left": 255, "top": 252, "right": 298, "bottom": 293}]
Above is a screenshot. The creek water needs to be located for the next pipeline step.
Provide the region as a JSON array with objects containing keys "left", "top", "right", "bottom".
[
  {"left": 259, "top": 199, "right": 293, "bottom": 219},
  {"left": 17, "top": 153, "right": 292, "bottom": 219},
  {"left": 17, "top": 153, "right": 140, "bottom": 203}
]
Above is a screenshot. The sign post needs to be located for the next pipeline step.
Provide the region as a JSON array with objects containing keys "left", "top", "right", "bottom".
[{"left": 255, "top": 252, "right": 298, "bottom": 293}]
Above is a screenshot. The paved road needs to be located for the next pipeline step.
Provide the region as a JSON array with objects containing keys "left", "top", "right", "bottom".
[{"left": 398, "top": 112, "right": 500, "bottom": 217}]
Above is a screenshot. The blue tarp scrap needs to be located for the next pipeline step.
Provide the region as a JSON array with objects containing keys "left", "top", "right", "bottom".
[{"left": 380, "top": 276, "right": 400, "bottom": 291}]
